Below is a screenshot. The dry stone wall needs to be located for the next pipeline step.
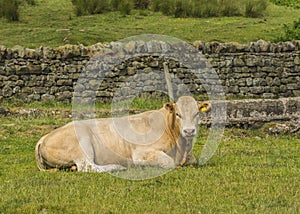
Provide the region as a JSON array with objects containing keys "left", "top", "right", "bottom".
[
  {"left": 0, "top": 40, "right": 300, "bottom": 102},
  {"left": 197, "top": 40, "right": 300, "bottom": 98}
]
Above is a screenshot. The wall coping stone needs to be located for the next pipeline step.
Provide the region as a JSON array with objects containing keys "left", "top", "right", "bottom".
[{"left": 1, "top": 40, "right": 300, "bottom": 61}]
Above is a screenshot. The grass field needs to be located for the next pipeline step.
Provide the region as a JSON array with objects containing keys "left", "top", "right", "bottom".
[
  {"left": 0, "top": 101, "right": 299, "bottom": 213},
  {"left": 0, "top": 0, "right": 299, "bottom": 48}
]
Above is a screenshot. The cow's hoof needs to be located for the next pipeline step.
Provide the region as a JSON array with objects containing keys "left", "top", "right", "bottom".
[
  {"left": 93, "top": 164, "right": 127, "bottom": 172},
  {"left": 71, "top": 165, "right": 78, "bottom": 171},
  {"left": 113, "top": 165, "right": 127, "bottom": 171},
  {"left": 184, "top": 155, "right": 197, "bottom": 166}
]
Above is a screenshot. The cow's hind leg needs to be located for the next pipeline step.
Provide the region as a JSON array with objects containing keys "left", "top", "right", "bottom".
[
  {"left": 73, "top": 143, "right": 126, "bottom": 172},
  {"left": 75, "top": 160, "right": 126, "bottom": 172},
  {"left": 74, "top": 124, "right": 126, "bottom": 172}
]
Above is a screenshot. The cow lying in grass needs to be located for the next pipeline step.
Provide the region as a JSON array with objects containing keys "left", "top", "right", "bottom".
[{"left": 35, "top": 96, "right": 211, "bottom": 172}]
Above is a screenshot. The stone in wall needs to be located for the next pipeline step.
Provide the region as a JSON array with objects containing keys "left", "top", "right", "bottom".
[{"left": 201, "top": 97, "right": 300, "bottom": 128}]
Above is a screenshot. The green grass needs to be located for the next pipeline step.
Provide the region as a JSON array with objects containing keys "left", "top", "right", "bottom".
[
  {"left": 0, "top": 0, "right": 299, "bottom": 48},
  {"left": 0, "top": 106, "right": 299, "bottom": 213},
  {"left": 270, "top": 0, "right": 300, "bottom": 8},
  {"left": 0, "top": 94, "right": 168, "bottom": 113}
]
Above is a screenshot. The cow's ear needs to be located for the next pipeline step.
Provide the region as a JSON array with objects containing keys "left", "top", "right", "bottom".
[
  {"left": 198, "top": 101, "right": 211, "bottom": 113},
  {"left": 164, "top": 103, "right": 175, "bottom": 113}
]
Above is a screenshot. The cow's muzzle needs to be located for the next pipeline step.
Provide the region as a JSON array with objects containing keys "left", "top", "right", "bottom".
[{"left": 183, "top": 128, "right": 196, "bottom": 137}]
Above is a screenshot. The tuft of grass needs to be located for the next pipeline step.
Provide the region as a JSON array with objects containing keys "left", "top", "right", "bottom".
[
  {"left": 71, "top": 0, "right": 111, "bottom": 16},
  {"left": 71, "top": 0, "right": 148, "bottom": 17},
  {"left": 244, "top": 0, "right": 269, "bottom": 18},
  {"left": 270, "top": 0, "right": 300, "bottom": 9},
  {"left": 118, "top": 0, "right": 133, "bottom": 16},
  {"left": 0, "top": 0, "right": 20, "bottom": 21},
  {"left": 0, "top": 0, "right": 36, "bottom": 21},
  {"left": 277, "top": 17, "right": 300, "bottom": 41}
]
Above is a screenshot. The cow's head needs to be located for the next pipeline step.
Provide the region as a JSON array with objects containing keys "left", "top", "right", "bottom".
[{"left": 164, "top": 96, "right": 211, "bottom": 139}]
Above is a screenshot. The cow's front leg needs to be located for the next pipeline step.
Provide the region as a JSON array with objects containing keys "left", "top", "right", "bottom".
[{"left": 132, "top": 150, "right": 175, "bottom": 169}]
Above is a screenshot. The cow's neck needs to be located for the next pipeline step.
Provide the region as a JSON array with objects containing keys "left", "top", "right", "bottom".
[
  {"left": 167, "top": 134, "right": 194, "bottom": 165},
  {"left": 166, "top": 120, "right": 180, "bottom": 147},
  {"left": 160, "top": 107, "right": 194, "bottom": 164},
  {"left": 177, "top": 135, "right": 194, "bottom": 165}
]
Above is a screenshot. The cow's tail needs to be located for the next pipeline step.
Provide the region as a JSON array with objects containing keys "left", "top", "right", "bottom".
[{"left": 35, "top": 135, "right": 47, "bottom": 171}]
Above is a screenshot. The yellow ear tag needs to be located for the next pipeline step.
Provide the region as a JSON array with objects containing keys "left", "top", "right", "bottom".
[{"left": 200, "top": 106, "right": 207, "bottom": 112}]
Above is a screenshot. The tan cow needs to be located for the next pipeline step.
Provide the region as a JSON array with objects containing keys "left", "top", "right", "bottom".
[{"left": 35, "top": 96, "right": 211, "bottom": 172}]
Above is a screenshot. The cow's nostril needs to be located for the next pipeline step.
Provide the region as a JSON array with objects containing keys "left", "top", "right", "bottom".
[{"left": 184, "top": 129, "right": 196, "bottom": 136}]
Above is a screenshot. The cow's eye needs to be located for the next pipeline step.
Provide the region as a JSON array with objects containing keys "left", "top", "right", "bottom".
[{"left": 176, "top": 113, "right": 182, "bottom": 118}]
